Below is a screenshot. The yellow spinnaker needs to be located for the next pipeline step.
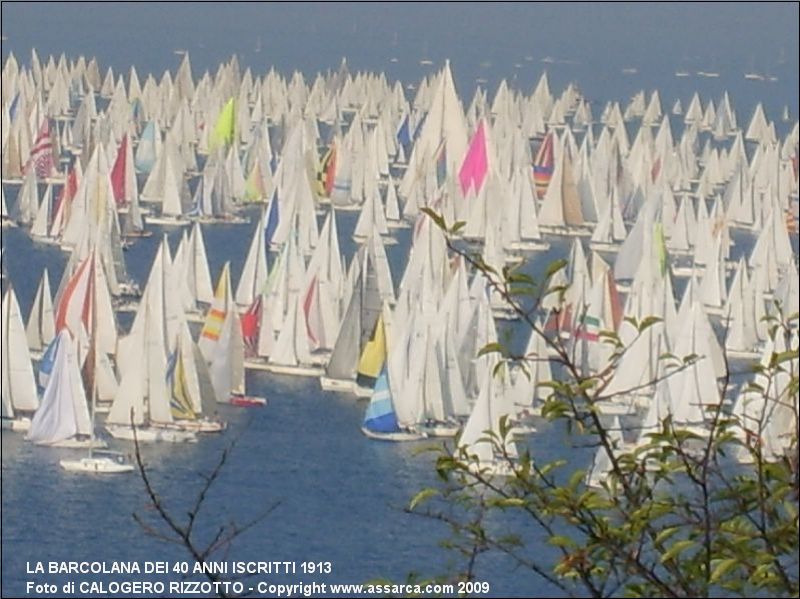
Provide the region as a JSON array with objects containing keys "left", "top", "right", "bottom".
[
  {"left": 210, "top": 98, "right": 236, "bottom": 150},
  {"left": 357, "top": 312, "right": 386, "bottom": 380}
]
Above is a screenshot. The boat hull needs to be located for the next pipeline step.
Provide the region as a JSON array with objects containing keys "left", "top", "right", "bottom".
[
  {"left": 226, "top": 395, "right": 267, "bottom": 408},
  {"left": 42, "top": 437, "right": 108, "bottom": 449},
  {"left": 60, "top": 457, "right": 134, "bottom": 474},
  {"left": 319, "top": 377, "right": 356, "bottom": 392},
  {"left": 106, "top": 424, "right": 197, "bottom": 443},
  {"left": 1, "top": 417, "right": 31, "bottom": 432},
  {"left": 360, "top": 427, "right": 428, "bottom": 442},
  {"left": 245, "top": 361, "right": 324, "bottom": 377}
]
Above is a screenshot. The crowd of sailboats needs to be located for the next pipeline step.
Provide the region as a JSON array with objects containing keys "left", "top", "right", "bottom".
[{"left": 1, "top": 50, "right": 798, "bottom": 480}]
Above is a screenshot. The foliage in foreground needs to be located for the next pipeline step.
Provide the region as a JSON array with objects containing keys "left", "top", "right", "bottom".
[{"left": 409, "top": 211, "right": 799, "bottom": 598}]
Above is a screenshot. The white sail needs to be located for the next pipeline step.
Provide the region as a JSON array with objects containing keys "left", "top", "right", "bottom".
[
  {"left": 459, "top": 356, "right": 518, "bottom": 469},
  {"left": 732, "top": 330, "right": 798, "bottom": 461},
  {"left": 26, "top": 269, "right": 55, "bottom": 353},
  {"left": 208, "top": 308, "right": 246, "bottom": 402},
  {"left": 235, "top": 211, "right": 268, "bottom": 306},
  {"left": 186, "top": 223, "right": 214, "bottom": 306},
  {"left": 30, "top": 184, "right": 53, "bottom": 238},
  {"left": 585, "top": 417, "right": 624, "bottom": 487},
  {"left": 27, "top": 331, "right": 92, "bottom": 444},
  {"left": 2, "top": 287, "right": 40, "bottom": 418}
]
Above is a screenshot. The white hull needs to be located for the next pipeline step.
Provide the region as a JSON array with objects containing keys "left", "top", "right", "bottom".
[
  {"left": 510, "top": 424, "right": 537, "bottom": 437},
  {"left": 308, "top": 351, "right": 332, "bottom": 366},
  {"left": 417, "top": 423, "right": 460, "bottom": 437},
  {"left": 467, "top": 459, "right": 516, "bottom": 477},
  {"left": 541, "top": 225, "right": 593, "bottom": 237},
  {"left": 360, "top": 427, "right": 428, "bottom": 441},
  {"left": 43, "top": 437, "right": 108, "bottom": 449},
  {"left": 725, "top": 348, "right": 762, "bottom": 359},
  {"left": 352, "top": 234, "right": 398, "bottom": 246},
  {"left": 319, "top": 377, "right": 356, "bottom": 392},
  {"left": 192, "top": 215, "right": 250, "bottom": 225},
  {"left": 1, "top": 417, "right": 32, "bottom": 432},
  {"left": 105, "top": 424, "right": 197, "bottom": 443},
  {"left": 509, "top": 239, "right": 551, "bottom": 252},
  {"left": 352, "top": 384, "right": 373, "bottom": 398},
  {"left": 589, "top": 241, "right": 622, "bottom": 253},
  {"left": 245, "top": 361, "right": 324, "bottom": 376},
  {"left": 331, "top": 203, "right": 362, "bottom": 212},
  {"left": 60, "top": 457, "right": 134, "bottom": 474},
  {"left": 31, "top": 235, "right": 60, "bottom": 246},
  {"left": 144, "top": 215, "right": 191, "bottom": 227},
  {"left": 595, "top": 400, "right": 638, "bottom": 416},
  {"left": 160, "top": 419, "right": 227, "bottom": 433},
  {"left": 117, "top": 283, "right": 142, "bottom": 297},
  {"left": 185, "top": 311, "right": 206, "bottom": 324},
  {"left": 492, "top": 306, "right": 520, "bottom": 321},
  {"left": 114, "top": 300, "right": 140, "bottom": 313}
]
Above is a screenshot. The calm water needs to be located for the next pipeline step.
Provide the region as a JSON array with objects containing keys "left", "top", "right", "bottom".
[
  {"left": 1, "top": 213, "right": 572, "bottom": 598},
  {"left": 2, "top": 4, "right": 798, "bottom": 597}
]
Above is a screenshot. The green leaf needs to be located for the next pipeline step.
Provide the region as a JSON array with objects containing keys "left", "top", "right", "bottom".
[
  {"left": 549, "top": 535, "right": 577, "bottom": 548},
  {"left": 638, "top": 316, "right": 663, "bottom": 332},
  {"left": 491, "top": 497, "right": 527, "bottom": 508},
  {"left": 478, "top": 342, "right": 506, "bottom": 358},
  {"left": 420, "top": 207, "right": 446, "bottom": 231},
  {"left": 654, "top": 526, "right": 680, "bottom": 546},
  {"left": 409, "top": 488, "right": 439, "bottom": 511},
  {"left": 710, "top": 558, "right": 739, "bottom": 583},
  {"left": 660, "top": 539, "right": 695, "bottom": 563},
  {"left": 771, "top": 349, "right": 799, "bottom": 368},
  {"left": 450, "top": 220, "right": 466, "bottom": 234},
  {"left": 568, "top": 470, "right": 585, "bottom": 490},
  {"left": 507, "top": 272, "right": 534, "bottom": 285},
  {"left": 545, "top": 259, "right": 567, "bottom": 279}
]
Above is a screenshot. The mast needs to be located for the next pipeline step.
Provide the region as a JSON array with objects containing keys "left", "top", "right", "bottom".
[{"left": 89, "top": 250, "right": 99, "bottom": 458}]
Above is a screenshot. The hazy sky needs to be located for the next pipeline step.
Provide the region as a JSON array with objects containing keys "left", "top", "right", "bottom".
[{"left": 2, "top": 2, "right": 798, "bottom": 116}]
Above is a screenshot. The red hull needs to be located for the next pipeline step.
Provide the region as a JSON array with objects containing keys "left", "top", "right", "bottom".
[{"left": 228, "top": 395, "right": 267, "bottom": 407}]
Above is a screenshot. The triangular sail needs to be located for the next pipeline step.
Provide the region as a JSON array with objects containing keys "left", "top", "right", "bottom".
[
  {"left": 2, "top": 287, "right": 40, "bottom": 417},
  {"left": 362, "top": 368, "right": 401, "bottom": 433}
]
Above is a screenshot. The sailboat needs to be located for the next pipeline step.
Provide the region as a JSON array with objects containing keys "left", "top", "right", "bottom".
[
  {"left": 26, "top": 331, "right": 106, "bottom": 449},
  {"left": 2, "top": 287, "right": 40, "bottom": 431},
  {"left": 60, "top": 302, "right": 133, "bottom": 472},
  {"left": 60, "top": 449, "right": 134, "bottom": 473},
  {"left": 105, "top": 241, "right": 198, "bottom": 442},
  {"left": 589, "top": 189, "right": 627, "bottom": 252},
  {"left": 585, "top": 417, "right": 624, "bottom": 488},
  {"left": 320, "top": 236, "right": 394, "bottom": 389},
  {"left": 208, "top": 307, "right": 266, "bottom": 407},
  {"left": 361, "top": 368, "right": 426, "bottom": 441},
  {"left": 26, "top": 269, "right": 56, "bottom": 359},
  {"left": 60, "top": 267, "right": 134, "bottom": 472},
  {"left": 537, "top": 132, "right": 590, "bottom": 236},
  {"left": 458, "top": 357, "right": 519, "bottom": 477}
]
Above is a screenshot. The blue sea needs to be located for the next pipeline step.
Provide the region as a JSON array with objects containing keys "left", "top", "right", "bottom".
[{"left": 1, "top": 3, "right": 798, "bottom": 597}]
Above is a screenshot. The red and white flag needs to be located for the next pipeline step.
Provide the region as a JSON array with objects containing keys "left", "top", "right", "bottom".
[{"left": 25, "top": 119, "right": 55, "bottom": 178}]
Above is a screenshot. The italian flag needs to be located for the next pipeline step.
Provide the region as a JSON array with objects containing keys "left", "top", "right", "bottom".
[{"left": 577, "top": 314, "right": 600, "bottom": 342}]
